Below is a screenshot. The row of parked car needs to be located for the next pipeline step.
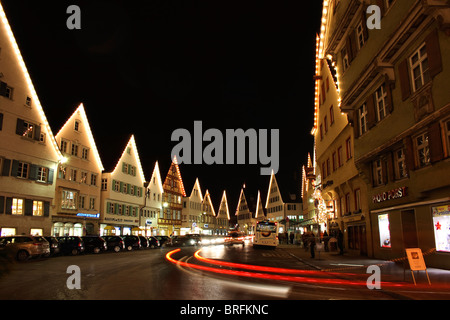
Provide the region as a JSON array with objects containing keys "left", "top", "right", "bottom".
[{"left": 0, "top": 234, "right": 172, "bottom": 262}]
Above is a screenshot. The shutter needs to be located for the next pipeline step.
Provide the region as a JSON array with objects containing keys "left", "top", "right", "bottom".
[
  {"left": 5, "top": 197, "right": 12, "bottom": 215},
  {"left": 106, "top": 202, "right": 111, "bottom": 214},
  {"left": 0, "top": 196, "right": 4, "bottom": 214},
  {"left": 47, "top": 168, "right": 54, "bottom": 184},
  {"left": 366, "top": 93, "right": 377, "bottom": 129},
  {"left": 0, "top": 81, "right": 7, "bottom": 96},
  {"left": 387, "top": 152, "right": 395, "bottom": 181},
  {"left": 127, "top": 183, "right": 131, "bottom": 194},
  {"left": 120, "top": 182, "right": 124, "bottom": 193},
  {"left": 1, "top": 158, "right": 11, "bottom": 176},
  {"left": 24, "top": 199, "right": 33, "bottom": 216},
  {"left": 361, "top": 9, "right": 369, "bottom": 42},
  {"left": 385, "top": 81, "right": 394, "bottom": 114},
  {"left": 122, "top": 162, "right": 126, "bottom": 173},
  {"left": 428, "top": 122, "right": 444, "bottom": 163},
  {"left": 11, "top": 160, "right": 19, "bottom": 177},
  {"left": 381, "top": 159, "right": 388, "bottom": 185},
  {"left": 346, "top": 33, "right": 357, "bottom": 62},
  {"left": 376, "top": 0, "right": 385, "bottom": 15},
  {"left": 29, "top": 164, "right": 38, "bottom": 181},
  {"left": 0, "top": 113, "right": 3, "bottom": 131},
  {"left": 404, "top": 137, "right": 416, "bottom": 173},
  {"left": 33, "top": 125, "right": 41, "bottom": 141},
  {"left": 16, "top": 118, "right": 25, "bottom": 135},
  {"left": 398, "top": 59, "right": 411, "bottom": 101},
  {"left": 425, "top": 28, "right": 442, "bottom": 78},
  {"left": 115, "top": 203, "right": 119, "bottom": 214},
  {"left": 43, "top": 201, "right": 50, "bottom": 217}
]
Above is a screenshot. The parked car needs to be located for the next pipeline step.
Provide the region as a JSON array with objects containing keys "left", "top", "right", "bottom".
[
  {"left": 82, "top": 236, "right": 107, "bottom": 254},
  {"left": 44, "top": 236, "right": 60, "bottom": 256},
  {"left": 122, "top": 235, "right": 141, "bottom": 251},
  {"left": 224, "top": 231, "right": 245, "bottom": 247},
  {"left": 103, "top": 235, "right": 125, "bottom": 253},
  {"left": 171, "top": 235, "right": 198, "bottom": 247},
  {"left": 155, "top": 235, "right": 171, "bottom": 247},
  {"left": 57, "top": 236, "right": 85, "bottom": 255},
  {"left": 147, "top": 236, "right": 160, "bottom": 248},
  {"left": 0, "top": 235, "right": 50, "bottom": 261},
  {"left": 138, "top": 236, "right": 149, "bottom": 249}
]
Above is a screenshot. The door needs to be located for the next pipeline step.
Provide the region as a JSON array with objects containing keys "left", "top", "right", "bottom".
[{"left": 401, "top": 209, "right": 418, "bottom": 248}]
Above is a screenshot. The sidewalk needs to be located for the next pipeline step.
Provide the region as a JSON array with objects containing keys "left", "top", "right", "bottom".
[{"left": 278, "top": 243, "right": 450, "bottom": 300}]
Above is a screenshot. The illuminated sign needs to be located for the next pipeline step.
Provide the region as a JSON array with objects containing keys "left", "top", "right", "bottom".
[
  {"left": 372, "top": 187, "right": 407, "bottom": 203},
  {"left": 76, "top": 213, "right": 100, "bottom": 218},
  {"left": 378, "top": 213, "right": 391, "bottom": 248}
]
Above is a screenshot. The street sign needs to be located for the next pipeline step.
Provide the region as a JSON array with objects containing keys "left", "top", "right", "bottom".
[{"left": 405, "top": 248, "right": 430, "bottom": 285}]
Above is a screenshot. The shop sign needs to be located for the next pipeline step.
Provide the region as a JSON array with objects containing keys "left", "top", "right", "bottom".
[
  {"left": 76, "top": 213, "right": 100, "bottom": 218},
  {"left": 372, "top": 186, "right": 407, "bottom": 203}
]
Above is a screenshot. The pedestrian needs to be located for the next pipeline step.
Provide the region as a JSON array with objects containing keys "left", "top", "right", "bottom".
[
  {"left": 290, "top": 232, "right": 294, "bottom": 245},
  {"left": 309, "top": 232, "right": 316, "bottom": 258},
  {"left": 337, "top": 229, "right": 344, "bottom": 255},
  {"left": 323, "top": 230, "right": 329, "bottom": 252},
  {"left": 302, "top": 232, "right": 309, "bottom": 251},
  {"left": 295, "top": 232, "right": 301, "bottom": 246}
]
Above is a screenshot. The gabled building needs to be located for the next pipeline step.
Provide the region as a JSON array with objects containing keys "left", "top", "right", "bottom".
[
  {"left": 255, "top": 191, "right": 266, "bottom": 222},
  {"left": 309, "top": 0, "right": 371, "bottom": 256},
  {"left": 53, "top": 103, "right": 104, "bottom": 236},
  {"left": 265, "top": 171, "right": 302, "bottom": 235},
  {"left": 161, "top": 157, "right": 186, "bottom": 236},
  {"left": 235, "top": 185, "right": 257, "bottom": 235},
  {"left": 181, "top": 178, "right": 203, "bottom": 234},
  {"left": 301, "top": 153, "right": 318, "bottom": 232},
  {"left": 201, "top": 190, "right": 216, "bottom": 235},
  {"left": 100, "top": 135, "right": 146, "bottom": 236},
  {"left": 330, "top": 0, "right": 450, "bottom": 267},
  {"left": 141, "top": 161, "right": 163, "bottom": 236},
  {"left": 0, "top": 3, "right": 62, "bottom": 236},
  {"left": 216, "top": 191, "right": 230, "bottom": 235}
]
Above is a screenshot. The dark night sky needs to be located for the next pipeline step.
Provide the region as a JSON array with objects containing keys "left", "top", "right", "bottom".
[{"left": 2, "top": 0, "right": 322, "bottom": 211}]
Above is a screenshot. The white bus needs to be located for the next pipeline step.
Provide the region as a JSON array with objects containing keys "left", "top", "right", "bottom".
[{"left": 253, "top": 220, "right": 278, "bottom": 248}]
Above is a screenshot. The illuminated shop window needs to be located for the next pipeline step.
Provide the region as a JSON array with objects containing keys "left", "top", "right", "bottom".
[
  {"left": 378, "top": 213, "right": 391, "bottom": 248},
  {"left": 12, "top": 198, "right": 23, "bottom": 215},
  {"left": 432, "top": 205, "right": 450, "bottom": 252}
]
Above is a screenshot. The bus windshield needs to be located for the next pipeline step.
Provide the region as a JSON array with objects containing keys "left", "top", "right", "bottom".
[{"left": 256, "top": 222, "right": 277, "bottom": 232}]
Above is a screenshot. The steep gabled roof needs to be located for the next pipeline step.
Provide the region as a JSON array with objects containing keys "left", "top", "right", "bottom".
[
  {"left": 203, "top": 189, "right": 216, "bottom": 217},
  {"left": 255, "top": 190, "right": 266, "bottom": 219},
  {"left": 218, "top": 190, "right": 230, "bottom": 221},
  {"left": 56, "top": 103, "right": 104, "bottom": 171},
  {"left": 0, "top": 3, "right": 62, "bottom": 161},
  {"left": 111, "top": 134, "right": 146, "bottom": 183},
  {"left": 265, "top": 171, "right": 283, "bottom": 208},
  {"left": 163, "top": 156, "right": 186, "bottom": 197},
  {"left": 148, "top": 161, "right": 164, "bottom": 193},
  {"left": 190, "top": 178, "right": 203, "bottom": 202}
]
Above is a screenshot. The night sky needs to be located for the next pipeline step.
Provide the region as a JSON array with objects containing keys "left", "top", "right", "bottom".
[{"left": 2, "top": 0, "right": 322, "bottom": 211}]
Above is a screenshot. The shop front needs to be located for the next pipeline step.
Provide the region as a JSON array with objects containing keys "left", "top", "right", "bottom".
[
  {"left": 52, "top": 212, "right": 100, "bottom": 236},
  {"left": 371, "top": 194, "right": 450, "bottom": 269},
  {"left": 101, "top": 216, "right": 139, "bottom": 236}
]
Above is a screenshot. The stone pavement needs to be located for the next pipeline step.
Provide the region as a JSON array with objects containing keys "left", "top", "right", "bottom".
[{"left": 278, "top": 243, "right": 450, "bottom": 300}]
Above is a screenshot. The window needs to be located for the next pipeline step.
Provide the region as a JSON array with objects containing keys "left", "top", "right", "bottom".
[
  {"left": 17, "top": 162, "right": 28, "bottom": 178},
  {"left": 378, "top": 213, "right": 391, "bottom": 248},
  {"left": 395, "top": 148, "right": 407, "bottom": 179},
  {"left": 79, "top": 195, "right": 86, "bottom": 209},
  {"left": 324, "top": 116, "right": 328, "bottom": 133},
  {"left": 356, "top": 21, "right": 365, "bottom": 50},
  {"left": 5, "top": 85, "right": 13, "bottom": 99},
  {"left": 12, "top": 198, "right": 23, "bottom": 215},
  {"left": 89, "top": 198, "right": 95, "bottom": 210},
  {"left": 58, "top": 166, "right": 66, "bottom": 179},
  {"left": 60, "top": 140, "right": 68, "bottom": 153},
  {"left": 332, "top": 152, "right": 337, "bottom": 172},
  {"left": 70, "top": 169, "right": 77, "bottom": 182},
  {"left": 373, "top": 159, "right": 384, "bottom": 186},
  {"left": 74, "top": 120, "right": 80, "bottom": 131},
  {"left": 345, "top": 193, "right": 351, "bottom": 214},
  {"left": 330, "top": 105, "right": 335, "bottom": 125},
  {"left": 22, "top": 121, "right": 34, "bottom": 139},
  {"left": 101, "top": 178, "right": 108, "bottom": 191},
  {"left": 25, "top": 96, "right": 32, "bottom": 107},
  {"left": 81, "top": 172, "right": 87, "bottom": 183},
  {"left": 358, "top": 104, "right": 368, "bottom": 136},
  {"left": 90, "top": 174, "right": 97, "bottom": 186},
  {"left": 342, "top": 48, "right": 349, "bottom": 71},
  {"left": 62, "top": 190, "right": 77, "bottom": 210},
  {"left": 410, "top": 44, "right": 430, "bottom": 92},
  {"left": 337, "top": 146, "right": 343, "bottom": 167},
  {"left": 82, "top": 148, "right": 89, "bottom": 160},
  {"left": 33, "top": 201, "right": 43, "bottom": 216},
  {"left": 346, "top": 137, "right": 352, "bottom": 160},
  {"left": 71, "top": 143, "right": 78, "bottom": 156},
  {"left": 37, "top": 167, "right": 48, "bottom": 183},
  {"left": 415, "top": 132, "right": 430, "bottom": 167},
  {"left": 354, "top": 189, "right": 361, "bottom": 212},
  {"left": 114, "top": 180, "right": 120, "bottom": 192},
  {"left": 375, "top": 84, "right": 387, "bottom": 121}
]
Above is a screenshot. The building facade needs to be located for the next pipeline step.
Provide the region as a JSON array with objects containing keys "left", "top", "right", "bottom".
[
  {"left": 216, "top": 191, "right": 230, "bottom": 235},
  {"left": 161, "top": 157, "right": 186, "bottom": 236},
  {"left": 332, "top": 0, "right": 450, "bottom": 267},
  {"left": 100, "top": 135, "right": 146, "bottom": 236},
  {"left": 181, "top": 178, "right": 203, "bottom": 234},
  {"left": 0, "top": 4, "right": 62, "bottom": 237},
  {"left": 141, "top": 161, "right": 163, "bottom": 236},
  {"left": 53, "top": 104, "right": 104, "bottom": 236},
  {"left": 235, "top": 186, "right": 257, "bottom": 235}
]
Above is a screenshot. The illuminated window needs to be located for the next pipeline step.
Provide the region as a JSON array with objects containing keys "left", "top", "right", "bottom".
[
  {"left": 30, "top": 229, "right": 43, "bottom": 236},
  {"left": 378, "top": 213, "right": 391, "bottom": 248},
  {"left": 61, "top": 190, "right": 77, "bottom": 210},
  {"left": 414, "top": 132, "right": 430, "bottom": 167},
  {"left": 12, "top": 198, "right": 23, "bottom": 215},
  {"left": 432, "top": 205, "right": 450, "bottom": 252},
  {"left": 33, "top": 201, "right": 43, "bottom": 216}
]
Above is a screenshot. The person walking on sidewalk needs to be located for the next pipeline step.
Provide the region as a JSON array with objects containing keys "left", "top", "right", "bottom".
[
  {"left": 309, "top": 232, "right": 316, "bottom": 258},
  {"left": 337, "top": 229, "right": 344, "bottom": 255}
]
